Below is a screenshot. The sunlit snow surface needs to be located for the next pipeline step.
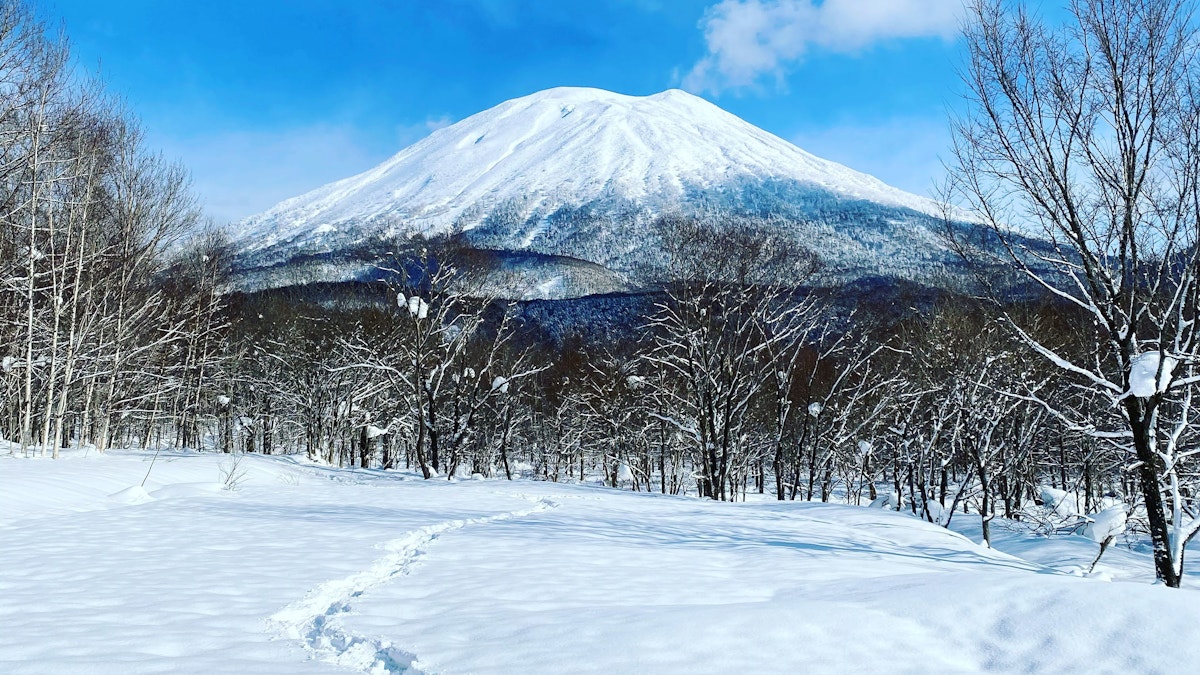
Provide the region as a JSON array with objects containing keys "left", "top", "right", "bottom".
[
  {"left": 233, "top": 87, "right": 941, "bottom": 251},
  {"left": 3, "top": 450, "right": 1200, "bottom": 674}
]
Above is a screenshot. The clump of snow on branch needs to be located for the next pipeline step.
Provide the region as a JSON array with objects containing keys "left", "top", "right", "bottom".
[
  {"left": 1127, "top": 352, "right": 1177, "bottom": 398},
  {"left": 1083, "top": 505, "right": 1128, "bottom": 544},
  {"left": 491, "top": 376, "right": 509, "bottom": 393},
  {"left": 405, "top": 295, "right": 429, "bottom": 319}
]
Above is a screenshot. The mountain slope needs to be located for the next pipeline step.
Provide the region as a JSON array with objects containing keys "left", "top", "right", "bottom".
[{"left": 231, "top": 87, "right": 966, "bottom": 297}]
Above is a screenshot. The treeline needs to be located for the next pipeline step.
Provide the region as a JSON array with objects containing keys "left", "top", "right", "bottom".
[
  {"left": 0, "top": 4, "right": 225, "bottom": 458},
  {"left": 207, "top": 229, "right": 1121, "bottom": 548}
]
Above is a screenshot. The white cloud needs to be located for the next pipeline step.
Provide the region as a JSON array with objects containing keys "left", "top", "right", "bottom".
[
  {"left": 394, "top": 115, "right": 456, "bottom": 148},
  {"left": 424, "top": 116, "right": 453, "bottom": 133},
  {"left": 684, "top": 0, "right": 961, "bottom": 93}
]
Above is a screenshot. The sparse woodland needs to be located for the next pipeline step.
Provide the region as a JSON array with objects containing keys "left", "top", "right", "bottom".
[
  {"left": 7, "top": 0, "right": 1200, "bottom": 588},
  {"left": 0, "top": 3, "right": 224, "bottom": 461}
]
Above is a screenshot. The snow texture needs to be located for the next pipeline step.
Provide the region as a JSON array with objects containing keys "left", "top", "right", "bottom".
[
  {"left": 3, "top": 449, "right": 1200, "bottom": 674},
  {"left": 1128, "top": 351, "right": 1177, "bottom": 398},
  {"left": 267, "top": 498, "right": 555, "bottom": 673}
]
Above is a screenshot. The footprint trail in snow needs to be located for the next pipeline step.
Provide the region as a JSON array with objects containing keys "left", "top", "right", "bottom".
[{"left": 268, "top": 497, "right": 558, "bottom": 674}]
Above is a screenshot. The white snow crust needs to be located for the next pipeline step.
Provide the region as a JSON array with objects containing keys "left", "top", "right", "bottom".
[{"left": 3, "top": 450, "right": 1200, "bottom": 674}]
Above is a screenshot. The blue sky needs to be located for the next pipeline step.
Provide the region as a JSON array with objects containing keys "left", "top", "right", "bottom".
[{"left": 46, "top": 0, "right": 964, "bottom": 224}]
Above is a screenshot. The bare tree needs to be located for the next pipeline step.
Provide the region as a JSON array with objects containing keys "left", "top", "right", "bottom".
[
  {"left": 0, "top": 4, "right": 207, "bottom": 458},
  {"left": 950, "top": 0, "right": 1200, "bottom": 585},
  {"left": 642, "top": 217, "right": 824, "bottom": 500},
  {"left": 339, "top": 243, "right": 544, "bottom": 478}
]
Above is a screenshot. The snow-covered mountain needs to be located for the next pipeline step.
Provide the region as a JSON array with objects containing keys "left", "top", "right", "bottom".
[{"left": 232, "top": 87, "right": 967, "bottom": 298}]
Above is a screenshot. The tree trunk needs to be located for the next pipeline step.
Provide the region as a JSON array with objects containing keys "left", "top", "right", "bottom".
[{"left": 1129, "top": 402, "right": 1180, "bottom": 587}]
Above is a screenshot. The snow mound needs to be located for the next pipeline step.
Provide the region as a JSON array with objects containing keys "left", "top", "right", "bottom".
[
  {"left": 108, "top": 485, "right": 154, "bottom": 505},
  {"left": 868, "top": 492, "right": 900, "bottom": 510},
  {"left": 1039, "top": 486, "right": 1081, "bottom": 518},
  {"left": 616, "top": 461, "right": 634, "bottom": 483},
  {"left": 1084, "top": 505, "right": 1128, "bottom": 543}
]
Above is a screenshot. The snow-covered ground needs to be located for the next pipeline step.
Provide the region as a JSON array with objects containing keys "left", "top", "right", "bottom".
[{"left": 4, "top": 450, "right": 1200, "bottom": 674}]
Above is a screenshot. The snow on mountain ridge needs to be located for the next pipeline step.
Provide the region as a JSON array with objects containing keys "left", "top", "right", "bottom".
[{"left": 232, "top": 87, "right": 941, "bottom": 253}]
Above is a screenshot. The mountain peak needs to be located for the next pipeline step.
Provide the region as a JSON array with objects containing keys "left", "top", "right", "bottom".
[
  {"left": 233, "top": 86, "right": 938, "bottom": 254},
  {"left": 503, "top": 86, "right": 704, "bottom": 105},
  {"left": 230, "top": 86, "right": 952, "bottom": 298}
]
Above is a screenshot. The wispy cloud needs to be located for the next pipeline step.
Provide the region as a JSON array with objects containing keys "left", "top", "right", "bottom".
[
  {"left": 394, "top": 115, "right": 456, "bottom": 148},
  {"left": 424, "top": 115, "right": 454, "bottom": 133},
  {"left": 684, "top": 0, "right": 961, "bottom": 94},
  {"left": 791, "top": 115, "right": 951, "bottom": 197},
  {"left": 155, "top": 114, "right": 458, "bottom": 226},
  {"left": 153, "top": 125, "right": 386, "bottom": 225}
]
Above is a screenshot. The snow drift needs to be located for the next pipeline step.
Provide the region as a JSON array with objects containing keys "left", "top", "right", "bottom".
[{"left": 4, "top": 450, "right": 1200, "bottom": 674}]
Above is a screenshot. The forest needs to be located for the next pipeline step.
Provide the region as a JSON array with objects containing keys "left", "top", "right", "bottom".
[{"left": 5, "top": 0, "right": 1200, "bottom": 589}]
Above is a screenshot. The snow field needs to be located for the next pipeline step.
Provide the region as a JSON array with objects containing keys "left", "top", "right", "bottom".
[
  {"left": 0, "top": 451, "right": 534, "bottom": 674},
  {"left": 3, "top": 450, "right": 1200, "bottom": 674}
]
